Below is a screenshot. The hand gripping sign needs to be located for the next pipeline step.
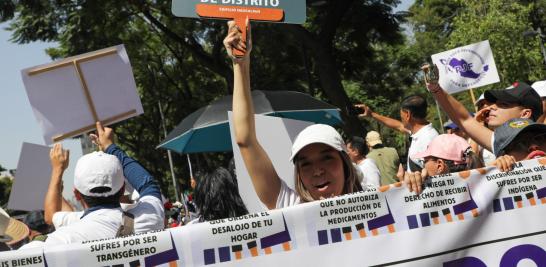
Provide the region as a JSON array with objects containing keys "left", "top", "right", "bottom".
[{"left": 172, "top": 0, "right": 306, "bottom": 57}]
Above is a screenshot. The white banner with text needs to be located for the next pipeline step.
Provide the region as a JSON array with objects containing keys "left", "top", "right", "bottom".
[{"left": 2, "top": 158, "right": 545, "bottom": 266}]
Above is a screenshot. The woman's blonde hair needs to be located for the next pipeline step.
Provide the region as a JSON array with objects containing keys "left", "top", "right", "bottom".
[{"left": 294, "top": 151, "right": 363, "bottom": 203}]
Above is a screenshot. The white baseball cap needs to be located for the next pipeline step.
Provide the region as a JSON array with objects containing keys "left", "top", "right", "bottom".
[
  {"left": 74, "top": 151, "right": 125, "bottom": 197},
  {"left": 290, "top": 124, "right": 346, "bottom": 161},
  {"left": 532, "top": 80, "right": 546, "bottom": 98}
]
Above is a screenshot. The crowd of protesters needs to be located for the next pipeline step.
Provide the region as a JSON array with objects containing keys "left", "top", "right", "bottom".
[{"left": 1, "top": 21, "right": 545, "bottom": 251}]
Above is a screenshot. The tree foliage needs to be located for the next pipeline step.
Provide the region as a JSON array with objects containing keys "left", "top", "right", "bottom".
[
  {"left": 1, "top": 0, "right": 408, "bottom": 199},
  {"left": 0, "top": 177, "right": 13, "bottom": 207}
]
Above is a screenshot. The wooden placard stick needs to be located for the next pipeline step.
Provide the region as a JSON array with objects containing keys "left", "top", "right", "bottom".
[
  {"left": 52, "top": 109, "right": 137, "bottom": 142},
  {"left": 469, "top": 88, "right": 478, "bottom": 113},
  {"left": 196, "top": 4, "right": 284, "bottom": 57}
]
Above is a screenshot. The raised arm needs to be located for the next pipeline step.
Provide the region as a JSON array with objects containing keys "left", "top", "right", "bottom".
[
  {"left": 425, "top": 73, "right": 493, "bottom": 151},
  {"left": 225, "top": 20, "right": 281, "bottom": 209},
  {"left": 44, "top": 144, "right": 70, "bottom": 225},
  {"left": 91, "top": 122, "right": 161, "bottom": 200},
  {"left": 356, "top": 104, "right": 410, "bottom": 134}
]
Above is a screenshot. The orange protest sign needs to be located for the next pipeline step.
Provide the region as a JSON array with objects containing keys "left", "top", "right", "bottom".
[{"left": 196, "top": 4, "right": 284, "bottom": 57}]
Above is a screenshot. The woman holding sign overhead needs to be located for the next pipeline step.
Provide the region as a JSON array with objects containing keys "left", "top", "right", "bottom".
[{"left": 225, "top": 20, "right": 363, "bottom": 210}]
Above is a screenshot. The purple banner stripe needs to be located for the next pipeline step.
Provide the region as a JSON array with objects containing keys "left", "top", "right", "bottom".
[
  {"left": 419, "top": 213, "right": 431, "bottom": 227},
  {"left": 145, "top": 234, "right": 179, "bottom": 267},
  {"left": 503, "top": 197, "right": 514, "bottom": 210},
  {"left": 219, "top": 246, "right": 230, "bottom": 262},
  {"left": 318, "top": 230, "right": 328, "bottom": 245},
  {"left": 368, "top": 199, "right": 395, "bottom": 230},
  {"left": 493, "top": 199, "right": 502, "bottom": 212},
  {"left": 330, "top": 228, "right": 342, "bottom": 243},
  {"left": 407, "top": 215, "right": 418, "bottom": 229},
  {"left": 260, "top": 216, "right": 291, "bottom": 248},
  {"left": 204, "top": 249, "right": 215, "bottom": 265}
]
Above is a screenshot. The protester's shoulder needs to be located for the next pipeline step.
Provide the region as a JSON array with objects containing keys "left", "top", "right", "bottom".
[
  {"left": 413, "top": 124, "right": 439, "bottom": 141},
  {"left": 275, "top": 179, "right": 300, "bottom": 209},
  {"left": 425, "top": 123, "right": 440, "bottom": 135},
  {"left": 46, "top": 213, "right": 121, "bottom": 245},
  {"left": 52, "top": 211, "right": 84, "bottom": 228}
]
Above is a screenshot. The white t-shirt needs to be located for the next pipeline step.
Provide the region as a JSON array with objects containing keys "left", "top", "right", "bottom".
[
  {"left": 408, "top": 124, "right": 439, "bottom": 171},
  {"left": 21, "top": 196, "right": 163, "bottom": 249},
  {"left": 275, "top": 181, "right": 301, "bottom": 209},
  {"left": 356, "top": 159, "right": 381, "bottom": 187},
  {"left": 52, "top": 211, "right": 84, "bottom": 229}
]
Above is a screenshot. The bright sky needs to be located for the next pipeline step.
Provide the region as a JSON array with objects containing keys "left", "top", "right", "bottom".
[{"left": 0, "top": 21, "right": 82, "bottom": 196}]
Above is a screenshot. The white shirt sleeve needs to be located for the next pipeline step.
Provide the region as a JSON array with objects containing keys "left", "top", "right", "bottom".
[
  {"left": 359, "top": 159, "right": 381, "bottom": 187},
  {"left": 52, "top": 211, "right": 84, "bottom": 229},
  {"left": 128, "top": 195, "right": 165, "bottom": 233},
  {"left": 275, "top": 180, "right": 300, "bottom": 209}
]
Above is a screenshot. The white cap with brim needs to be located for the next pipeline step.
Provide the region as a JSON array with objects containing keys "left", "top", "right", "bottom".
[
  {"left": 74, "top": 151, "right": 125, "bottom": 197},
  {"left": 290, "top": 124, "right": 346, "bottom": 162},
  {"left": 532, "top": 80, "right": 546, "bottom": 98}
]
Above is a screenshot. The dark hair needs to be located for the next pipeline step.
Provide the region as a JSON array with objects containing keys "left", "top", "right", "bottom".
[
  {"left": 23, "top": 211, "right": 50, "bottom": 234},
  {"left": 347, "top": 136, "right": 368, "bottom": 156},
  {"left": 372, "top": 143, "right": 385, "bottom": 149},
  {"left": 194, "top": 167, "right": 249, "bottom": 222},
  {"left": 80, "top": 187, "right": 124, "bottom": 208},
  {"left": 401, "top": 95, "right": 428, "bottom": 120}
]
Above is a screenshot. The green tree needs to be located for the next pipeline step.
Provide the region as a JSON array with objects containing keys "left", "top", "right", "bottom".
[
  {"left": 1, "top": 1, "right": 408, "bottom": 199},
  {"left": 0, "top": 177, "right": 13, "bottom": 207},
  {"left": 447, "top": 0, "right": 546, "bottom": 85}
]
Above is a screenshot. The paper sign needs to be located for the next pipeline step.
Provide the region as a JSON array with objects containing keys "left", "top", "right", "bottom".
[
  {"left": 7, "top": 143, "right": 52, "bottom": 211},
  {"left": 187, "top": 210, "right": 294, "bottom": 265},
  {"left": 432, "top": 40, "right": 500, "bottom": 94},
  {"left": 44, "top": 230, "right": 179, "bottom": 266},
  {"left": 228, "top": 113, "right": 313, "bottom": 213},
  {"left": 21, "top": 45, "right": 144, "bottom": 145},
  {"left": 0, "top": 247, "right": 46, "bottom": 267},
  {"left": 172, "top": 0, "right": 306, "bottom": 24}
]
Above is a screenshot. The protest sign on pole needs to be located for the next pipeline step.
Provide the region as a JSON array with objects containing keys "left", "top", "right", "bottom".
[
  {"left": 228, "top": 113, "right": 312, "bottom": 213},
  {"left": 21, "top": 45, "right": 144, "bottom": 145},
  {"left": 432, "top": 40, "right": 500, "bottom": 94},
  {"left": 7, "top": 143, "right": 52, "bottom": 211},
  {"left": 171, "top": 0, "right": 305, "bottom": 57}
]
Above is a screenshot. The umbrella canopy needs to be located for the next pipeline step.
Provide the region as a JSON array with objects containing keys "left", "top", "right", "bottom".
[{"left": 157, "top": 90, "right": 341, "bottom": 154}]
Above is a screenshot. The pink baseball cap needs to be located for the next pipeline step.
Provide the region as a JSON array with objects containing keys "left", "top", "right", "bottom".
[{"left": 412, "top": 134, "right": 470, "bottom": 164}]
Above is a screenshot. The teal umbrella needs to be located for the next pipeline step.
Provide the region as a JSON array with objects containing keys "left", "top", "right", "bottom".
[{"left": 157, "top": 90, "right": 342, "bottom": 154}]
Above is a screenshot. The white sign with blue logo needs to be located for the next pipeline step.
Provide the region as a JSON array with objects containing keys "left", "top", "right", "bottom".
[{"left": 432, "top": 40, "right": 500, "bottom": 94}]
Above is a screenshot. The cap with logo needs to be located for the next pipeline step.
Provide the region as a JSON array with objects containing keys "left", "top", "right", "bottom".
[
  {"left": 290, "top": 124, "right": 346, "bottom": 161},
  {"left": 493, "top": 118, "right": 546, "bottom": 156},
  {"left": 484, "top": 82, "right": 543, "bottom": 121},
  {"left": 74, "top": 151, "right": 125, "bottom": 197}
]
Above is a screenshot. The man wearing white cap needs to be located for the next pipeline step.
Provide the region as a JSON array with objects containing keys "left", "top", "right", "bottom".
[
  {"left": 531, "top": 80, "right": 546, "bottom": 124},
  {"left": 21, "top": 122, "right": 164, "bottom": 249}
]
